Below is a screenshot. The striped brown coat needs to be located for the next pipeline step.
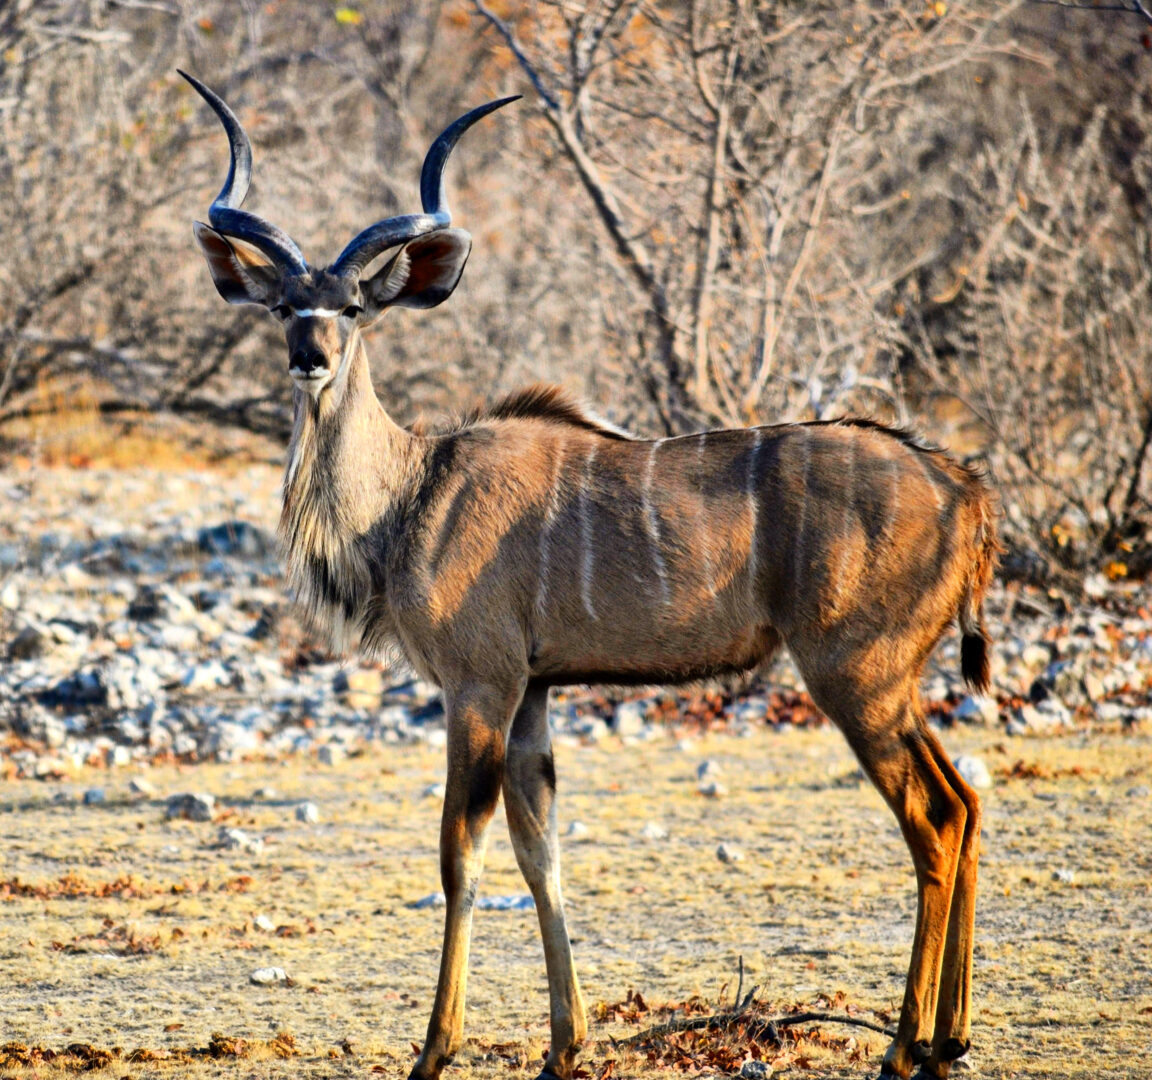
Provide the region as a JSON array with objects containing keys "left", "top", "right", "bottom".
[{"left": 186, "top": 73, "right": 997, "bottom": 1080}]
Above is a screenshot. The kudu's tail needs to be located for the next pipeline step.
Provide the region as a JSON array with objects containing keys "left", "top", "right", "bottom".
[{"left": 958, "top": 494, "right": 999, "bottom": 692}]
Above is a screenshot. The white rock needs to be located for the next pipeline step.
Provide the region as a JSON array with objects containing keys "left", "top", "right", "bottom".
[
  {"left": 640, "top": 821, "right": 668, "bottom": 841},
  {"left": 1036, "top": 698, "right": 1073, "bottom": 728},
  {"left": 250, "top": 966, "right": 290, "bottom": 986},
  {"left": 105, "top": 745, "right": 132, "bottom": 768},
  {"left": 32, "top": 756, "right": 65, "bottom": 779},
  {"left": 716, "top": 843, "right": 744, "bottom": 864},
  {"left": 182, "top": 660, "right": 232, "bottom": 692},
  {"left": 565, "top": 820, "right": 590, "bottom": 841},
  {"left": 1083, "top": 573, "right": 1109, "bottom": 600},
  {"left": 733, "top": 697, "right": 768, "bottom": 723},
  {"left": 1052, "top": 868, "right": 1076, "bottom": 884},
  {"left": 423, "top": 783, "right": 446, "bottom": 800},
  {"left": 1012, "top": 704, "right": 1061, "bottom": 733},
  {"left": 698, "top": 780, "right": 728, "bottom": 798},
  {"left": 296, "top": 801, "right": 320, "bottom": 823},
  {"left": 740, "top": 1060, "right": 773, "bottom": 1079},
  {"left": 477, "top": 894, "right": 535, "bottom": 911},
  {"left": 47, "top": 620, "right": 79, "bottom": 644},
  {"left": 1021, "top": 643, "right": 1052, "bottom": 669},
  {"left": 172, "top": 733, "right": 198, "bottom": 757},
  {"left": 317, "top": 744, "right": 345, "bottom": 766},
  {"left": 128, "top": 777, "right": 156, "bottom": 797},
  {"left": 253, "top": 913, "right": 275, "bottom": 932},
  {"left": 612, "top": 700, "right": 647, "bottom": 736},
  {"left": 40, "top": 715, "right": 67, "bottom": 749},
  {"left": 1081, "top": 671, "right": 1107, "bottom": 702},
  {"left": 953, "top": 695, "right": 999, "bottom": 725},
  {"left": 166, "top": 792, "right": 215, "bottom": 821},
  {"left": 575, "top": 717, "right": 609, "bottom": 741},
  {"left": 216, "top": 826, "right": 264, "bottom": 855},
  {"left": 60, "top": 564, "right": 93, "bottom": 589},
  {"left": 954, "top": 755, "right": 993, "bottom": 790},
  {"left": 203, "top": 722, "right": 262, "bottom": 759},
  {"left": 424, "top": 728, "right": 447, "bottom": 749},
  {"left": 157, "top": 624, "right": 199, "bottom": 650},
  {"left": 408, "top": 892, "right": 446, "bottom": 909},
  {"left": 696, "top": 759, "right": 722, "bottom": 781},
  {"left": 83, "top": 787, "right": 106, "bottom": 805}
]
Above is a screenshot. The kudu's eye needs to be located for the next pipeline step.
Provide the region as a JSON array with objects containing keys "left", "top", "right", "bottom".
[
  {"left": 342, "top": 304, "right": 363, "bottom": 319},
  {"left": 271, "top": 304, "right": 291, "bottom": 319}
]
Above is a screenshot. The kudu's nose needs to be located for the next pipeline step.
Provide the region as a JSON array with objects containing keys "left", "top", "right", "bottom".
[{"left": 290, "top": 347, "right": 328, "bottom": 376}]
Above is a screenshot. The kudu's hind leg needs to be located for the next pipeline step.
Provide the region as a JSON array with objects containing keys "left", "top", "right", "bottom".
[
  {"left": 503, "top": 685, "right": 587, "bottom": 1080},
  {"left": 808, "top": 679, "right": 969, "bottom": 1080},
  {"left": 918, "top": 744, "right": 981, "bottom": 1079},
  {"left": 410, "top": 685, "right": 518, "bottom": 1080}
]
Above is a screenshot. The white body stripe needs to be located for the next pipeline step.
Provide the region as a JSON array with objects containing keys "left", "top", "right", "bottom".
[
  {"left": 642, "top": 442, "right": 670, "bottom": 604},
  {"left": 914, "top": 448, "right": 945, "bottom": 511},
  {"left": 888, "top": 450, "right": 901, "bottom": 537},
  {"left": 696, "top": 434, "right": 715, "bottom": 596},
  {"left": 534, "top": 445, "right": 565, "bottom": 622},
  {"left": 579, "top": 448, "right": 598, "bottom": 620},
  {"left": 832, "top": 433, "right": 857, "bottom": 602},
  {"left": 793, "top": 428, "right": 812, "bottom": 591},
  {"left": 747, "top": 430, "right": 763, "bottom": 587}
]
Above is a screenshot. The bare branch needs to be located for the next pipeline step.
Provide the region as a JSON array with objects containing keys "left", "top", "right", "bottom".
[
  {"left": 472, "top": 0, "right": 562, "bottom": 112},
  {"left": 1027, "top": 0, "right": 1152, "bottom": 26},
  {"left": 691, "top": 32, "right": 737, "bottom": 408}
]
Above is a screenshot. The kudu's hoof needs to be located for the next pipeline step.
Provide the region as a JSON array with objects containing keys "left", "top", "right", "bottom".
[
  {"left": 408, "top": 1054, "right": 453, "bottom": 1080},
  {"left": 878, "top": 1038, "right": 934, "bottom": 1079},
  {"left": 940, "top": 1037, "right": 971, "bottom": 1061}
]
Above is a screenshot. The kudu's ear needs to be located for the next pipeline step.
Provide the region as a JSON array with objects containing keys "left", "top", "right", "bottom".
[
  {"left": 361, "top": 228, "right": 472, "bottom": 317},
  {"left": 193, "top": 222, "right": 282, "bottom": 306}
]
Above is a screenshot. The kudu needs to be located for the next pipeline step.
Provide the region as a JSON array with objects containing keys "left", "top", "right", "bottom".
[{"left": 183, "top": 71, "right": 998, "bottom": 1080}]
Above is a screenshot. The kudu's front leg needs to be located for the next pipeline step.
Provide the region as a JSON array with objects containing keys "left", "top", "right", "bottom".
[
  {"left": 503, "top": 685, "right": 587, "bottom": 1080},
  {"left": 410, "top": 684, "right": 519, "bottom": 1080}
]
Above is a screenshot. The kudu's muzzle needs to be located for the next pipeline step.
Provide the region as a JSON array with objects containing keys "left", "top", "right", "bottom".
[{"left": 289, "top": 345, "right": 329, "bottom": 379}]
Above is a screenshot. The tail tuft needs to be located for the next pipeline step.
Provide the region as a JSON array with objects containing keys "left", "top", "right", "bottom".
[
  {"left": 961, "top": 632, "right": 990, "bottom": 693},
  {"left": 958, "top": 490, "right": 998, "bottom": 694}
]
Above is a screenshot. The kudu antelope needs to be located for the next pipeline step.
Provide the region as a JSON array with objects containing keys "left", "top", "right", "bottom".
[{"left": 183, "top": 71, "right": 998, "bottom": 1080}]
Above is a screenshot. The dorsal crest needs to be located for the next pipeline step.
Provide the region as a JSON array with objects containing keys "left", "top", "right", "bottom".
[{"left": 480, "top": 384, "right": 634, "bottom": 440}]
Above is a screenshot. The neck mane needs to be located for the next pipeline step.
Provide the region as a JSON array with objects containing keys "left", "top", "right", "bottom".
[{"left": 280, "top": 336, "right": 416, "bottom": 652}]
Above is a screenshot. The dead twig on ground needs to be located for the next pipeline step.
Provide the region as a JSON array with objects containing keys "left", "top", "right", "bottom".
[{"left": 612, "top": 1005, "right": 895, "bottom": 1047}]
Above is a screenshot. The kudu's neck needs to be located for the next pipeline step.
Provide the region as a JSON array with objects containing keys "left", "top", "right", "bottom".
[{"left": 283, "top": 334, "right": 416, "bottom": 536}]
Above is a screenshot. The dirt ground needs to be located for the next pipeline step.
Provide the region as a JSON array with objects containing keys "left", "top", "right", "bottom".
[{"left": 2, "top": 722, "right": 1150, "bottom": 1079}]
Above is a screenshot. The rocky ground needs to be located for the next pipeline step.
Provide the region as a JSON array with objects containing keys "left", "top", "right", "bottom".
[{"left": 1, "top": 462, "right": 1149, "bottom": 783}]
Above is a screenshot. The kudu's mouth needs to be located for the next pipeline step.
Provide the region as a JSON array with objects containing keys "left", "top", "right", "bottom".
[
  {"left": 288, "top": 341, "right": 336, "bottom": 394},
  {"left": 289, "top": 366, "right": 333, "bottom": 395}
]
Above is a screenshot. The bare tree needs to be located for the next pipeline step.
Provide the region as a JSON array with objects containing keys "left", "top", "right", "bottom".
[{"left": 0, "top": 1, "right": 1148, "bottom": 576}]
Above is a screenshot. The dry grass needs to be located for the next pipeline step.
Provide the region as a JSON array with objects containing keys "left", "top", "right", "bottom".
[
  {"left": 1, "top": 725, "right": 1150, "bottom": 1078},
  {"left": 0, "top": 376, "right": 281, "bottom": 473}
]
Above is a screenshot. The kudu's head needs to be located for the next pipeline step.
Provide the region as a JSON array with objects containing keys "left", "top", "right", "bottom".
[{"left": 183, "top": 71, "right": 516, "bottom": 401}]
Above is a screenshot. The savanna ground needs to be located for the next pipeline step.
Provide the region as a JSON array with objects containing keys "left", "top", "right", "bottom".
[
  {"left": 0, "top": 410, "right": 1151, "bottom": 1079},
  {"left": 2, "top": 655, "right": 1151, "bottom": 1077}
]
